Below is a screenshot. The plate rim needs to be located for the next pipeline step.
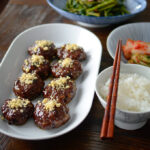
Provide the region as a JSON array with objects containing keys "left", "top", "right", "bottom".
[{"left": 0, "top": 23, "right": 102, "bottom": 140}]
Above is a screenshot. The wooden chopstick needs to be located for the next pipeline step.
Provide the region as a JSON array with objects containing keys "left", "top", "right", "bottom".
[
  {"left": 107, "top": 40, "right": 122, "bottom": 138},
  {"left": 100, "top": 40, "right": 122, "bottom": 139}
]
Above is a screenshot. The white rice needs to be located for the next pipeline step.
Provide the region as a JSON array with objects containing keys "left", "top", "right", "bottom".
[{"left": 100, "top": 73, "right": 150, "bottom": 112}]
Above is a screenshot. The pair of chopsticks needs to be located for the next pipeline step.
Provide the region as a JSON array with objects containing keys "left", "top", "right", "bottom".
[{"left": 100, "top": 40, "right": 122, "bottom": 139}]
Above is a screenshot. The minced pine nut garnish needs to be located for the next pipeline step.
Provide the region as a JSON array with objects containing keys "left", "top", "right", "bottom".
[
  {"left": 20, "top": 109, "right": 24, "bottom": 113},
  {"left": 7, "top": 98, "right": 30, "bottom": 109},
  {"left": 24, "top": 59, "right": 30, "bottom": 72},
  {"left": 24, "top": 59, "right": 29, "bottom": 66},
  {"left": 59, "top": 58, "right": 73, "bottom": 68},
  {"left": 33, "top": 40, "right": 53, "bottom": 52},
  {"left": 24, "top": 55, "right": 45, "bottom": 72},
  {"left": 19, "top": 73, "right": 37, "bottom": 84},
  {"left": 42, "top": 98, "right": 61, "bottom": 111},
  {"left": 49, "top": 76, "right": 71, "bottom": 89},
  {"left": 0, "top": 115, "right": 4, "bottom": 120},
  {"left": 30, "top": 55, "right": 45, "bottom": 67},
  {"left": 64, "top": 43, "right": 80, "bottom": 52}
]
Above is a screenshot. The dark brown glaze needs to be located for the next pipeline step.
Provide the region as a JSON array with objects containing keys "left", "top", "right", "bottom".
[
  {"left": 57, "top": 44, "right": 86, "bottom": 61},
  {"left": 51, "top": 59, "right": 82, "bottom": 79},
  {"left": 13, "top": 74, "right": 44, "bottom": 100},
  {"left": 1, "top": 98, "right": 34, "bottom": 125},
  {"left": 43, "top": 77, "right": 76, "bottom": 104},
  {"left": 34, "top": 99, "right": 70, "bottom": 129},
  {"left": 22, "top": 55, "right": 51, "bottom": 80},
  {"left": 28, "top": 41, "right": 56, "bottom": 60}
]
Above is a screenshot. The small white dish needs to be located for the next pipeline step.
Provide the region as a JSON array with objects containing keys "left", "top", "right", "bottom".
[
  {"left": 95, "top": 64, "right": 150, "bottom": 130},
  {"left": 0, "top": 23, "right": 102, "bottom": 140},
  {"left": 107, "top": 22, "right": 150, "bottom": 63}
]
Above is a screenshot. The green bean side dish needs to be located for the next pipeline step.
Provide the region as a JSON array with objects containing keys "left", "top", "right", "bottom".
[{"left": 65, "top": 0, "right": 129, "bottom": 17}]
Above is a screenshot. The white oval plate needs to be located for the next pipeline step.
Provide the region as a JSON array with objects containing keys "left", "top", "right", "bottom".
[
  {"left": 107, "top": 22, "right": 150, "bottom": 63},
  {"left": 0, "top": 23, "right": 102, "bottom": 140}
]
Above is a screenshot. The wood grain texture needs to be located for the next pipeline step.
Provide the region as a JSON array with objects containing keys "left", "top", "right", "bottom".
[
  {"left": 10, "top": 0, "right": 47, "bottom": 5},
  {"left": 0, "top": 0, "right": 150, "bottom": 150},
  {"left": 0, "top": 0, "right": 9, "bottom": 14}
]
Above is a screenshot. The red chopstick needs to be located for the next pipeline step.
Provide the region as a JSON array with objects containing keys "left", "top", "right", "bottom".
[{"left": 100, "top": 40, "right": 122, "bottom": 139}]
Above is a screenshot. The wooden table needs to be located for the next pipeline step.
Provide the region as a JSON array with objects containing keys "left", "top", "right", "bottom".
[{"left": 0, "top": 1, "right": 150, "bottom": 150}]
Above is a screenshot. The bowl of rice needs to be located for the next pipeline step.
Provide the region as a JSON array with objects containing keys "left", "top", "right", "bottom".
[{"left": 95, "top": 63, "right": 150, "bottom": 130}]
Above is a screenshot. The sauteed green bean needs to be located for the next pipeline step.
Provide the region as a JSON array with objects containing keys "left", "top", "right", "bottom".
[{"left": 65, "top": 0, "right": 129, "bottom": 17}]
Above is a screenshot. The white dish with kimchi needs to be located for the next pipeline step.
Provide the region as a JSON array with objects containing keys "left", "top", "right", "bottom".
[{"left": 107, "top": 22, "right": 150, "bottom": 64}]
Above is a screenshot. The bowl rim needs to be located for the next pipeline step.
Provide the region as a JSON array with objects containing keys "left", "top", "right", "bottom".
[
  {"left": 95, "top": 63, "right": 150, "bottom": 115},
  {"left": 47, "top": 0, "right": 147, "bottom": 19},
  {"left": 107, "top": 22, "right": 150, "bottom": 62}
]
